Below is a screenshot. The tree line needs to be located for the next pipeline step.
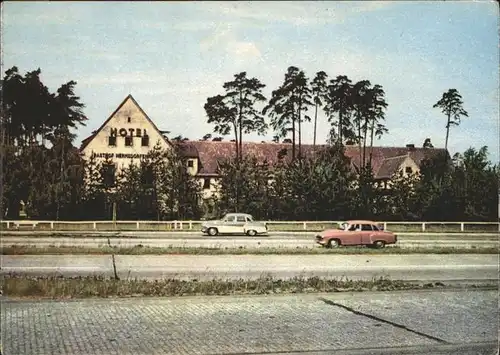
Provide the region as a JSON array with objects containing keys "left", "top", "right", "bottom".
[
  {"left": 211, "top": 143, "right": 498, "bottom": 222},
  {"left": 204, "top": 66, "right": 496, "bottom": 221},
  {"left": 1, "top": 66, "right": 498, "bottom": 221},
  {"left": 1, "top": 67, "right": 201, "bottom": 220},
  {"left": 204, "top": 67, "right": 469, "bottom": 163}
]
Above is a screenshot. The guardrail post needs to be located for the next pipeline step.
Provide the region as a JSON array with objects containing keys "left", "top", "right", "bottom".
[
  {"left": 50, "top": 222, "right": 54, "bottom": 229},
  {"left": 422, "top": 223, "right": 426, "bottom": 232},
  {"left": 93, "top": 222, "right": 96, "bottom": 230},
  {"left": 384, "top": 222, "right": 387, "bottom": 230},
  {"left": 460, "top": 223, "right": 464, "bottom": 232},
  {"left": 189, "top": 222, "right": 192, "bottom": 230},
  {"left": 303, "top": 222, "right": 307, "bottom": 230},
  {"left": 136, "top": 221, "right": 140, "bottom": 230}
]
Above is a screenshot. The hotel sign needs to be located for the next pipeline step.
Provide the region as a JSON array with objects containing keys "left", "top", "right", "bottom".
[{"left": 110, "top": 128, "right": 148, "bottom": 137}]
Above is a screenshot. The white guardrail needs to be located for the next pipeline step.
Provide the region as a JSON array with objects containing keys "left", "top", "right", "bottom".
[{"left": 1, "top": 220, "right": 500, "bottom": 232}]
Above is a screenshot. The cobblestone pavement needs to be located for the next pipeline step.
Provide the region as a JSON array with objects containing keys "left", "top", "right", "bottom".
[{"left": 1, "top": 290, "right": 498, "bottom": 355}]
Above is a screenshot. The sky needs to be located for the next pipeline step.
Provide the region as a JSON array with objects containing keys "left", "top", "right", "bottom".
[{"left": 2, "top": 1, "right": 499, "bottom": 163}]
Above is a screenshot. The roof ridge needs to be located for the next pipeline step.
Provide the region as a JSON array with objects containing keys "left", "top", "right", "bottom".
[{"left": 382, "top": 154, "right": 410, "bottom": 161}]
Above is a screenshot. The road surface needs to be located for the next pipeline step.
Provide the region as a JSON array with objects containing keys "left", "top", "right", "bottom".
[
  {"left": 1, "top": 289, "right": 498, "bottom": 354},
  {"left": 1, "top": 254, "right": 498, "bottom": 282},
  {"left": 2, "top": 234, "right": 498, "bottom": 249}
]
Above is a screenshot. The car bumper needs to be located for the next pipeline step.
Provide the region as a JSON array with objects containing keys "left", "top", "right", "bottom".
[{"left": 315, "top": 235, "right": 326, "bottom": 245}]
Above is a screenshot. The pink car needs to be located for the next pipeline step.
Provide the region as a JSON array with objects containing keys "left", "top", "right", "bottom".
[{"left": 315, "top": 220, "right": 397, "bottom": 249}]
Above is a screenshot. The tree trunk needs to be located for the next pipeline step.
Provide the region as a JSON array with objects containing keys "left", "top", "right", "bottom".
[
  {"left": 339, "top": 109, "right": 343, "bottom": 145},
  {"left": 357, "top": 119, "right": 362, "bottom": 170},
  {"left": 239, "top": 91, "right": 243, "bottom": 161},
  {"left": 313, "top": 102, "right": 318, "bottom": 147},
  {"left": 445, "top": 113, "right": 451, "bottom": 151},
  {"left": 362, "top": 120, "right": 368, "bottom": 168},
  {"left": 291, "top": 102, "right": 296, "bottom": 160},
  {"left": 369, "top": 121, "right": 375, "bottom": 168},
  {"left": 56, "top": 135, "right": 65, "bottom": 220},
  {"left": 233, "top": 125, "right": 239, "bottom": 161},
  {"left": 298, "top": 104, "right": 302, "bottom": 159}
]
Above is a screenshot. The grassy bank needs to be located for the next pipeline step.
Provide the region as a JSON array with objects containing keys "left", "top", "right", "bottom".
[
  {"left": 1, "top": 274, "right": 479, "bottom": 299},
  {"left": 2, "top": 245, "right": 498, "bottom": 255}
]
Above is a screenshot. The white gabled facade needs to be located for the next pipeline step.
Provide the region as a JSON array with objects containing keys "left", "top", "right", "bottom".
[{"left": 80, "top": 94, "right": 171, "bottom": 171}]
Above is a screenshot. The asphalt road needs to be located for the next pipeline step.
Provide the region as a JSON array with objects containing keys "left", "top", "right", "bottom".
[
  {"left": 2, "top": 254, "right": 498, "bottom": 282},
  {"left": 1, "top": 290, "right": 498, "bottom": 354},
  {"left": 2, "top": 235, "right": 498, "bottom": 249}
]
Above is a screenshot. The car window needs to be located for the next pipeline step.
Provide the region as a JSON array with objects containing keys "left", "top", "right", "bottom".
[
  {"left": 361, "top": 224, "right": 373, "bottom": 231},
  {"left": 236, "top": 216, "right": 246, "bottom": 222},
  {"left": 225, "top": 216, "right": 236, "bottom": 222},
  {"left": 372, "top": 224, "right": 380, "bottom": 231},
  {"left": 348, "top": 224, "right": 358, "bottom": 231}
]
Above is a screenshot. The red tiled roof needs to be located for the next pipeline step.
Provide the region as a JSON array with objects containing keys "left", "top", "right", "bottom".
[{"left": 176, "top": 141, "right": 447, "bottom": 179}]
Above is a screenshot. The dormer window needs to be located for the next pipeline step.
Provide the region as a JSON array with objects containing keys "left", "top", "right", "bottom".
[
  {"left": 108, "top": 136, "right": 116, "bottom": 146},
  {"left": 127, "top": 116, "right": 131, "bottom": 123},
  {"left": 187, "top": 160, "right": 194, "bottom": 168},
  {"left": 405, "top": 167, "right": 413, "bottom": 174},
  {"left": 141, "top": 135, "right": 149, "bottom": 147},
  {"left": 125, "top": 136, "right": 133, "bottom": 146}
]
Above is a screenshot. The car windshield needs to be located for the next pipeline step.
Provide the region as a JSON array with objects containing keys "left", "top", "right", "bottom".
[{"left": 338, "top": 222, "right": 348, "bottom": 230}]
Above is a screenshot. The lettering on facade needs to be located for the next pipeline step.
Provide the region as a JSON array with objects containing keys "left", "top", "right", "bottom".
[
  {"left": 110, "top": 128, "right": 147, "bottom": 137},
  {"left": 91, "top": 152, "right": 148, "bottom": 159}
]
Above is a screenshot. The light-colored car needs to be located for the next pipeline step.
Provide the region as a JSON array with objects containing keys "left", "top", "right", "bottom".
[
  {"left": 315, "top": 220, "right": 397, "bottom": 248},
  {"left": 201, "top": 213, "right": 268, "bottom": 236}
]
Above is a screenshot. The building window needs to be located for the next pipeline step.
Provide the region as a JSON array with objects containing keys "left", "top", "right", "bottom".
[
  {"left": 405, "top": 167, "right": 413, "bottom": 175},
  {"left": 127, "top": 116, "right": 131, "bottom": 123},
  {"left": 108, "top": 136, "right": 116, "bottom": 146},
  {"left": 187, "top": 160, "right": 194, "bottom": 168},
  {"left": 203, "top": 178, "right": 211, "bottom": 190},
  {"left": 125, "top": 136, "right": 133, "bottom": 146},
  {"left": 141, "top": 135, "right": 149, "bottom": 147},
  {"left": 102, "top": 164, "right": 116, "bottom": 187}
]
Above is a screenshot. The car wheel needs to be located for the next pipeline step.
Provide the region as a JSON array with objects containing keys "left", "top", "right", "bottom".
[
  {"left": 328, "top": 239, "right": 340, "bottom": 248},
  {"left": 373, "top": 240, "right": 386, "bottom": 249},
  {"left": 207, "top": 227, "right": 218, "bottom": 236},
  {"left": 246, "top": 230, "right": 257, "bottom": 236}
]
